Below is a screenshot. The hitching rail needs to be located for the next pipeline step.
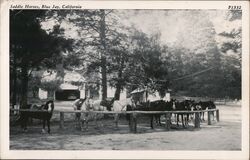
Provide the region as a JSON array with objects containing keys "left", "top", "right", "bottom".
[{"left": 10, "top": 109, "right": 219, "bottom": 133}]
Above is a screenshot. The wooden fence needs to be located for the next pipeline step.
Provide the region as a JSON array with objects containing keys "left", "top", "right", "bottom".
[{"left": 10, "top": 108, "right": 219, "bottom": 133}]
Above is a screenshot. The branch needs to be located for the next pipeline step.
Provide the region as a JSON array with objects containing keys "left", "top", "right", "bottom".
[{"left": 105, "top": 9, "right": 114, "bottom": 16}]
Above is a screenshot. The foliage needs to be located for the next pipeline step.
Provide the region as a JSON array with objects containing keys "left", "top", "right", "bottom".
[
  {"left": 10, "top": 10, "right": 73, "bottom": 107},
  {"left": 10, "top": 9, "right": 242, "bottom": 103}
]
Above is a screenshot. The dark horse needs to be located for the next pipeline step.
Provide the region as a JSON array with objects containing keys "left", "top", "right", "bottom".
[
  {"left": 198, "top": 101, "right": 216, "bottom": 121},
  {"left": 20, "top": 100, "right": 54, "bottom": 133},
  {"left": 174, "top": 99, "right": 194, "bottom": 128},
  {"left": 126, "top": 100, "right": 174, "bottom": 129}
]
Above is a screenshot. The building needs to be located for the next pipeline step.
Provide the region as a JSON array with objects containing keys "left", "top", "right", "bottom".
[
  {"left": 35, "top": 70, "right": 127, "bottom": 101},
  {"left": 130, "top": 88, "right": 170, "bottom": 103}
]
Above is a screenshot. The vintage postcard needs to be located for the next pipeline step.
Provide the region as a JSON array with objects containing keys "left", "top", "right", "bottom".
[{"left": 0, "top": 0, "right": 249, "bottom": 159}]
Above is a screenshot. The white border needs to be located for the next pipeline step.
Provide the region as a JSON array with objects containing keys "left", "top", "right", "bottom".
[{"left": 0, "top": 1, "right": 249, "bottom": 159}]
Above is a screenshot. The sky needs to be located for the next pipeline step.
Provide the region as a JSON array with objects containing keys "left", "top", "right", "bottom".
[
  {"left": 41, "top": 9, "right": 241, "bottom": 51},
  {"left": 118, "top": 10, "right": 241, "bottom": 46}
]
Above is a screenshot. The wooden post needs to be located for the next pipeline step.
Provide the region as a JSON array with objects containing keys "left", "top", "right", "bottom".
[
  {"left": 60, "top": 112, "right": 64, "bottom": 129},
  {"left": 133, "top": 113, "right": 137, "bottom": 133},
  {"left": 129, "top": 112, "right": 137, "bottom": 133},
  {"left": 194, "top": 112, "right": 200, "bottom": 128},
  {"left": 208, "top": 111, "right": 211, "bottom": 125},
  {"left": 216, "top": 109, "right": 220, "bottom": 122},
  {"left": 129, "top": 113, "right": 134, "bottom": 132},
  {"left": 81, "top": 112, "right": 89, "bottom": 131},
  {"left": 151, "top": 115, "right": 155, "bottom": 129},
  {"left": 114, "top": 113, "right": 119, "bottom": 128},
  {"left": 94, "top": 113, "right": 98, "bottom": 127},
  {"left": 165, "top": 113, "right": 171, "bottom": 131}
]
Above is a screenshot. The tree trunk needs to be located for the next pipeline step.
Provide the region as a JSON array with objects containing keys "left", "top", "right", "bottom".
[
  {"left": 100, "top": 9, "right": 107, "bottom": 100},
  {"left": 101, "top": 56, "right": 107, "bottom": 100},
  {"left": 11, "top": 52, "right": 17, "bottom": 107},
  {"left": 20, "top": 65, "right": 29, "bottom": 109},
  {"left": 114, "top": 83, "right": 121, "bottom": 100},
  {"left": 114, "top": 55, "right": 125, "bottom": 100}
]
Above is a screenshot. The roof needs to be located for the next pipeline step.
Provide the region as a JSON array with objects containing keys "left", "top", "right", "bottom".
[
  {"left": 131, "top": 88, "right": 146, "bottom": 94},
  {"left": 64, "top": 71, "right": 85, "bottom": 83},
  {"left": 34, "top": 70, "right": 85, "bottom": 83},
  {"left": 59, "top": 83, "right": 79, "bottom": 90}
]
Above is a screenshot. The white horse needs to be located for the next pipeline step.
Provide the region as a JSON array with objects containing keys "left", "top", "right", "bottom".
[
  {"left": 73, "top": 97, "right": 115, "bottom": 131},
  {"left": 112, "top": 98, "right": 135, "bottom": 111},
  {"left": 91, "top": 98, "right": 114, "bottom": 111},
  {"left": 72, "top": 98, "right": 88, "bottom": 130},
  {"left": 111, "top": 98, "right": 136, "bottom": 128}
]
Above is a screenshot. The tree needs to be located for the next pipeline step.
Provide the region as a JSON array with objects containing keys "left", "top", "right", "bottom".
[
  {"left": 56, "top": 10, "right": 133, "bottom": 100},
  {"left": 216, "top": 10, "right": 242, "bottom": 99},
  {"left": 120, "top": 29, "right": 170, "bottom": 96},
  {"left": 160, "top": 10, "right": 226, "bottom": 98},
  {"left": 10, "top": 10, "right": 73, "bottom": 108}
]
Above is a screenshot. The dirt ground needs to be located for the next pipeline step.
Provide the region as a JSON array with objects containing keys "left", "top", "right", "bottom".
[{"left": 10, "top": 104, "right": 241, "bottom": 150}]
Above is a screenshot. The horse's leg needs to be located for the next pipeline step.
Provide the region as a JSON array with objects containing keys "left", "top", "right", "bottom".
[
  {"left": 94, "top": 113, "right": 99, "bottom": 128},
  {"left": 85, "top": 118, "right": 89, "bottom": 131},
  {"left": 47, "top": 119, "right": 50, "bottom": 134},
  {"left": 81, "top": 113, "right": 88, "bottom": 131},
  {"left": 23, "top": 116, "right": 28, "bottom": 132},
  {"left": 176, "top": 114, "right": 179, "bottom": 126},
  {"left": 42, "top": 119, "right": 46, "bottom": 133},
  {"left": 181, "top": 114, "right": 185, "bottom": 128},
  {"left": 75, "top": 117, "right": 78, "bottom": 129},
  {"left": 170, "top": 113, "right": 172, "bottom": 124},
  {"left": 158, "top": 115, "right": 161, "bottom": 126},
  {"left": 20, "top": 114, "right": 24, "bottom": 129},
  {"left": 190, "top": 113, "right": 194, "bottom": 121},
  {"left": 114, "top": 113, "right": 119, "bottom": 129},
  {"left": 128, "top": 112, "right": 132, "bottom": 127},
  {"left": 76, "top": 117, "right": 79, "bottom": 129},
  {"left": 154, "top": 115, "right": 157, "bottom": 126},
  {"left": 74, "top": 113, "right": 78, "bottom": 128},
  {"left": 80, "top": 113, "right": 85, "bottom": 131},
  {"left": 186, "top": 114, "right": 189, "bottom": 126},
  {"left": 81, "top": 119, "right": 85, "bottom": 131},
  {"left": 184, "top": 114, "right": 187, "bottom": 127},
  {"left": 183, "top": 115, "right": 186, "bottom": 127},
  {"left": 78, "top": 114, "right": 81, "bottom": 129},
  {"left": 150, "top": 115, "right": 154, "bottom": 129},
  {"left": 77, "top": 115, "right": 83, "bottom": 130},
  {"left": 160, "top": 115, "right": 162, "bottom": 126}
]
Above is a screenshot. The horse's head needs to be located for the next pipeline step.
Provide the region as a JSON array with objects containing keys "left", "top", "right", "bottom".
[
  {"left": 172, "top": 101, "right": 176, "bottom": 110},
  {"left": 45, "top": 100, "right": 54, "bottom": 113},
  {"left": 100, "top": 98, "right": 114, "bottom": 111},
  {"left": 78, "top": 98, "right": 86, "bottom": 109},
  {"left": 81, "top": 97, "right": 93, "bottom": 111},
  {"left": 208, "top": 101, "right": 216, "bottom": 109},
  {"left": 127, "top": 98, "right": 136, "bottom": 109},
  {"left": 196, "top": 104, "right": 202, "bottom": 111},
  {"left": 104, "top": 99, "right": 113, "bottom": 111},
  {"left": 108, "top": 98, "right": 115, "bottom": 110}
]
